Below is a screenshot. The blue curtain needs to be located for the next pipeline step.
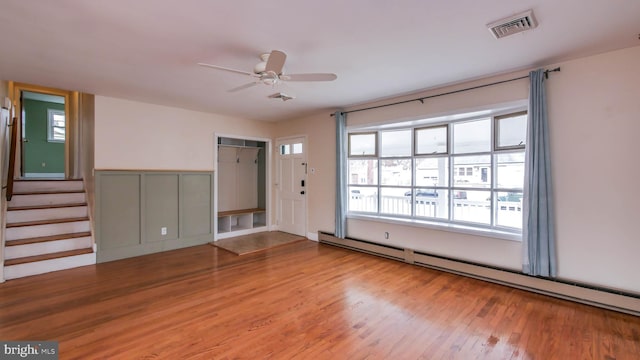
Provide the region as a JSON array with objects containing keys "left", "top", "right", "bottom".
[
  {"left": 523, "top": 69, "right": 557, "bottom": 277},
  {"left": 335, "top": 111, "right": 347, "bottom": 238}
]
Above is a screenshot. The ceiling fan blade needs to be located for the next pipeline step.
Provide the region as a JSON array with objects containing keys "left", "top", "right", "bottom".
[
  {"left": 281, "top": 73, "right": 337, "bottom": 82},
  {"left": 228, "top": 82, "right": 259, "bottom": 92},
  {"left": 198, "top": 62, "right": 255, "bottom": 76},
  {"left": 265, "top": 50, "right": 286, "bottom": 74}
]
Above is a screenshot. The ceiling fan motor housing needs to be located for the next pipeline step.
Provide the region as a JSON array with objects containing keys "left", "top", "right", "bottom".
[{"left": 254, "top": 53, "right": 273, "bottom": 74}]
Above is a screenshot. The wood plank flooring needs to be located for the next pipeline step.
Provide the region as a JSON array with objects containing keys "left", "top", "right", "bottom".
[{"left": 1, "top": 241, "right": 638, "bottom": 359}]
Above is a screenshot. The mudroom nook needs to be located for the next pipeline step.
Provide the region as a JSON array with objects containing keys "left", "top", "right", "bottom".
[{"left": 216, "top": 136, "right": 268, "bottom": 239}]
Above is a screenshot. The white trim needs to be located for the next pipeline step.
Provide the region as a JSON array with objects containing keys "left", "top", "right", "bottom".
[
  {"left": 348, "top": 209, "right": 522, "bottom": 242},
  {"left": 24, "top": 172, "right": 65, "bottom": 178},
  {"left": 306, "top": 232, "right": 319, "bottom": 241}
]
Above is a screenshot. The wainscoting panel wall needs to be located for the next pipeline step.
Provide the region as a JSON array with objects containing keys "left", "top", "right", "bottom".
[
  {"left": 95, "top": 170, "right": 214, "bottom": 262},
  {"left": 145, "top": 174, "right": 179, "bottom": 242},
  {"left": 181, "top": 173, "right": 213, "bottom": 238},
  {"left": 98, "top": 173, "right": 141, "bottom": 251}
]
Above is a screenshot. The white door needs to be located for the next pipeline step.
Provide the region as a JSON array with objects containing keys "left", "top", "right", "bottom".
[{"left": 276, "top": 137, "right": 306, "bottom": 237}]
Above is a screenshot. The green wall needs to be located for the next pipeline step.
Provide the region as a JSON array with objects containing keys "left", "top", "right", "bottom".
[
  {"left": 95, "top": 170, "right": 215, "bottom": 263},
  {"left": 23, "top": 99, "right": 65, "bottom": 173}
]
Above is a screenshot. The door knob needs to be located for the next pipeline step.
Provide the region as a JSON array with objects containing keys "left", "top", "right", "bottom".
[{"left": 300, "top": 191, "right": 305, "bottom": 195}]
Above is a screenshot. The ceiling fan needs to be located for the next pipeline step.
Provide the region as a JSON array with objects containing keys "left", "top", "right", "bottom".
[{"left": 198, "top": 50, "right": 337, "bottom": 92}]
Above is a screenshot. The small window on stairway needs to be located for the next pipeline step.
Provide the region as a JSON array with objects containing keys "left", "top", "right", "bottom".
[{"left": 47, "top": 109, "right": 65, "bottom": 143}]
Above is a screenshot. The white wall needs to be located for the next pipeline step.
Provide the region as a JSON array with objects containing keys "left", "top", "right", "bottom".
[
  {"left": 94, "top": 96, "right": 274, "bottom": 170},
  {"left": 549, "top": 46, "right": 640, "bottom": 292},
  {"left": 277, "top": 45, "right": 640, "bottom": 294}
]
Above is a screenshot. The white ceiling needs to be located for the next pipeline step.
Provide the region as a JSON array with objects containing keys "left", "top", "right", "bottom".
[{"left": 1, "top": 1, "right": 638, "bottom": 122}]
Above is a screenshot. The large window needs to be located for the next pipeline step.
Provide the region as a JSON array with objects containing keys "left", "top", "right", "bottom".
[{"left": 347, "top": 111, "right": 527, "bottom": 234}]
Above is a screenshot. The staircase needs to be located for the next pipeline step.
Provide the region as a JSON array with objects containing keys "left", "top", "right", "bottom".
[{"left": 3, "top": 179, "right": 95, "bottom": 280}]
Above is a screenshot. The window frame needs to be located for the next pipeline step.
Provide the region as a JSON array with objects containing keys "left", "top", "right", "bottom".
[
  {"left": 47, "top": 108, "right": 65, "bottom": 143},
  {"left": 348, "top": 131, "right": 378, "bottom": 157},
  {"left": 414, "top": 124, "right": 449, "bottom": 156},
  {"left": 494, "top": 111, "right": 527, "bottom": 151},
  {"left": 346, "top": 108, "right": 527, "bottom": 239}
]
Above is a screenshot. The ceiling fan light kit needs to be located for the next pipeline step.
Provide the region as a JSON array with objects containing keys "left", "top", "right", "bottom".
[
  {"left": 268, "top": 92, "right": 295, "bottom": 101},
  {"left": 198, "top": 49, "right": 337, "bottom": 93}
]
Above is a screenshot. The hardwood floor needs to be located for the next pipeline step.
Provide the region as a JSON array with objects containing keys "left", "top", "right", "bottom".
[{"left": 1, "top": 241, "right": 638, "bottom": 359}]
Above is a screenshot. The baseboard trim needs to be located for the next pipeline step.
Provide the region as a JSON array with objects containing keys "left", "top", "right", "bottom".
[
  {"left": 24, "top": 173, "right": 65, "bottom": 178},
  {"left": 318, "top": 231, "right": 640, "bottom": 316}
]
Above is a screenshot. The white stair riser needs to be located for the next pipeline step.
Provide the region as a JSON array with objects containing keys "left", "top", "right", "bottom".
[
  {"left": 3, "top": 252, "right": 96, "bottom": 280},
  {"left": 6, "top": 206, "right": 88, "bottom": 223},
  {"left": 13, "top": 181, "right": 84, "bottom": 193},
  {"left": 6, "top": 221, "right": 90, "bottom": 241},
  {"left": 8, "top": 193, "right": 86, "bottom": 207},
  {"left": 5, "top": 237, "right": 93, "bottom": 260}
]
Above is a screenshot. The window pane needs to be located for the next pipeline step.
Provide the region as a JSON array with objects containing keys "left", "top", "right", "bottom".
[
  {"left": 453, "top": 155, "right": 491, "bottom": 188},
  {"left": 292, "top": 143, "right": 303, "bottom": 154},
  {"left": 348, "top": 159, "right": 378, "bottom": 185},
  {"left": 415, "top": 157, "right": 448, "bottom": 186},
  {"left": 495, "top": 191, "right": 523, "bottom": 229},
  {"left": 53, "top": 127, "right": 65, "bottom": 141},
  {"left": 348, "top": 186, "right": 377, "bottom": 213},
  {"left": 496, "top": 152, "right": 525, "bottom": 189},
  {"left": 380, "top": 187, "right": 411, "bottom": 216},
  {"left": 280, "top": 144, "right": 290, "bottom": 155},
  {"left": 453, "top": 119, "right": 491, "bottom": 153},
  {"left": 350, "top": 133, "right": 376, "bottom": 156},
  {"left": 381, "top": 129, "right": 411, "bottom": 157},
  {"left": 497, "top": 112, "right": 527, "bottom": 148},
  {"left": 53, "top": 118, "right": 65, "bottom": 127},
  {"left": 415, "top": 126, "right": 447, "bottom": 154},
  {"left": 453, "top": 190, "right": 491, "bottom": 224},
  {"left": 412, "top": 189, "right": 448, "bottom": 219},
  {"left": 380, "top": 159, "right": 411, "bottom": 186}
]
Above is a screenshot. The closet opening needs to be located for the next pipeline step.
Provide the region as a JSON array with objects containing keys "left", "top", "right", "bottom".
[{"left": 215, "top": 135, "right": 269, "bottom": 239}]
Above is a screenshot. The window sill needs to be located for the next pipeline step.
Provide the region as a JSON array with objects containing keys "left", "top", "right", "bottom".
[{"left": 347, "top": 213, "right": 522, "bottom": 242}]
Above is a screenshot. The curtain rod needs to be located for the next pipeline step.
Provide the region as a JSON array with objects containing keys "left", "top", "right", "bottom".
[{"left": 331, "top": 67, "right": 560, "bottom": 117}]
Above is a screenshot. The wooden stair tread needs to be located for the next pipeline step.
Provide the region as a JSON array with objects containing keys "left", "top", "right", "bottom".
[
  {"left": 11, "top": 190, "right": 85, "bottom": 195},
  {"left": 5, "top": 232, "right": 92, "bottom": 246},
  {"left": 7, "top": 216, "right": 89, "bottom": 228},
  {"left": 218, "top": 208, "right": 266, "bottom": 217},
  {"left": 4, "top": 248, "right": 93, "bottom": 266},
  {"left": 8, "top": 202, "right": 88, "bottom": 211}
]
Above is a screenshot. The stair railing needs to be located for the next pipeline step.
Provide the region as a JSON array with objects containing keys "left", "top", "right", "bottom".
[{"left": 6, "top": 116, "right": 17, "bottom": 201}]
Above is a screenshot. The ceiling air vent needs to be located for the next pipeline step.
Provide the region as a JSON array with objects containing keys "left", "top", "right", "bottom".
[{"left": 487, "top": 10, "right": 538, "bottom": 39}]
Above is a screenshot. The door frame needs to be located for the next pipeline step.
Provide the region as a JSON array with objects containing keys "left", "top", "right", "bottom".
[
  {"left": 213, "top": 132, "right": 272, "bottom": 241},
  {"left": 8, "top": 82, "right": 76, "bottom": 179},
  {"left": 275, "top": 135, "right": 308, "bottom": 238}
]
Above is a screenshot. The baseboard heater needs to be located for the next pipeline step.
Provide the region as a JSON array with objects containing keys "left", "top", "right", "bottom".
[{"left": 318, "top": 231, "right": 640, "bottom": 316}]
